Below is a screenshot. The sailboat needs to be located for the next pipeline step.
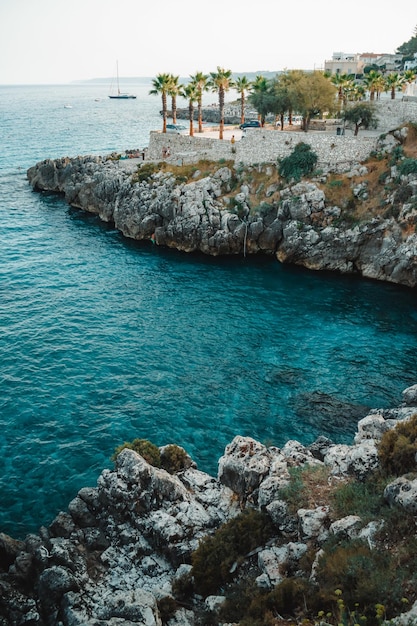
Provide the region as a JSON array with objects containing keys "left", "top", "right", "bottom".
[{"left": 108, "top": 61, "right": 136, "bottom": 99}]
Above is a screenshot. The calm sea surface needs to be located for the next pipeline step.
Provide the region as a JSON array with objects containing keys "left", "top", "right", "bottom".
[{"left": 1, "top": 83, "right": 417, "bottom": 538}]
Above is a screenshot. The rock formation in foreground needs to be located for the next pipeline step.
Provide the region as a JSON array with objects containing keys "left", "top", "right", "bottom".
[
  {"left": 2, "top": 385, "right": 417, "bottom": 625},
  {"left": 27, "top": 125, "right": 417, "bottom": 288}
]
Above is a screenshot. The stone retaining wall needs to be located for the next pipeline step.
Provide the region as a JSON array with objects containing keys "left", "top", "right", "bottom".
[
  {"left": 375, "top": 98, "right": 417, "bottom": 129},
  {"left": 146, "top": 100, "right": 417, "bottom": 172},
  {"left": 146, "top": 130, "right": 379, "bottom": 172}
]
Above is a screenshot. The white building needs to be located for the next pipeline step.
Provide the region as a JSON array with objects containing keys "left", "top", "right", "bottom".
[
  {"left": 324, "top": 52, "right": 363, "bottom": 76},
  {"left": 324, "top": 52, "right": 403, "bottom": 75}
]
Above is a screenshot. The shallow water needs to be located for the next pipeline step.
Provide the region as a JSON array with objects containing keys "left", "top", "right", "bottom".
[{"left": 1, "top": 84, "right": 417, "bottom": 538}]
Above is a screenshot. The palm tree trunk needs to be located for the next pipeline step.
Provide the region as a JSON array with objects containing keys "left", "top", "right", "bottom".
[
  {"left": 171, "top": 96, "right": 177, "bottom": 124},
  {"left": 162, "top": 94, "right": 167, "bottom": 133},
  {"left": 240, "top": 93, "right": 245, "bottom": 124},
  {"left": 219, "top": 87, "right": 225, "bottom": 140},
  {"left": 198, "top": 96, "right": 203, "bottom": 133},
  {"left": 189, "top": 102, "right": 194, "bottom": 137}
]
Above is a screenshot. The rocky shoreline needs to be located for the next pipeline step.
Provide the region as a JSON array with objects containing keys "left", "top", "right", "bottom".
[
  {"left": 26, "top": 125, "right": 417, "bottom": 288},
  {"left": 1, "top": 385, "right": 417, "bottom": 625}
]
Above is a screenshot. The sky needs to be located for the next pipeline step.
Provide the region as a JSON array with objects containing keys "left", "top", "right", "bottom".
[{"left": 0, "top": 0, "right": 415, "bottom": 84}]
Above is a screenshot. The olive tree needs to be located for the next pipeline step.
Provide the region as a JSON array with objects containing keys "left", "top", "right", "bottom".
[{"left": 341, "top": 103, "right": 378, "bottom": 136}]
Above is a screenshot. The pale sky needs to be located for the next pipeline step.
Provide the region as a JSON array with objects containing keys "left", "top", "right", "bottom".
[{"left": 0, "top": 0, "right": 415, "bottom": 84}]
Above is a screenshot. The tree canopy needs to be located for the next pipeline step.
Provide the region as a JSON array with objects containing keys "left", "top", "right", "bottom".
[
  {"left": 397, "top": 25, "right": 417, "bottom": 59},
  {"left": 341, "top": 103, "right": 378, "bottom": 136}
]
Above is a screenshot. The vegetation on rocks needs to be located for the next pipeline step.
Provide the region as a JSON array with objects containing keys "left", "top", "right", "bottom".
[
  {"left": 180, "top": 421, "right": 417, "bottom": 626},
  {"left": 278, "top": 142, "right": 318, "bottom": 182},
  {"left": 112, "top": 438, "right": 190, "bottom": 473}
]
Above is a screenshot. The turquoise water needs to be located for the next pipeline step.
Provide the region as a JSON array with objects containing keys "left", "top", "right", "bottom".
[{"left": 1, "top": 84, "right": 417, "bottom": 538}]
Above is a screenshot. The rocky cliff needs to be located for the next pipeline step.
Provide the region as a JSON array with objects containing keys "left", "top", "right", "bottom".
[
  {"left": 27, "top": 125, "right": 417, "bottom": 288},
  {"left": 2, "top": 385, "right": 417, "bottom": 625}
]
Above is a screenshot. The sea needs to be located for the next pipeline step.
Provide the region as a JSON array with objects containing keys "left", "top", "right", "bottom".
[{"left": 1, "top": 81, "right": 417, "bottom": 539}]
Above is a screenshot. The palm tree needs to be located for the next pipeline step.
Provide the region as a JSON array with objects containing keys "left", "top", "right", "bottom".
[
  {"left": 248, "top": 76, "right": 272, "bottom": 127},
  {"left": 329, "top": 73, "right": 356, "bottom": 110},
  {"left": 208, "top": 67, "right": 234, "bottom": 140},
  {"left": 374, "top": 73, "right": 386, "bottom": 100},
  {"left": 234, "top": 76, "right": 252, "bottom": 125},
  {"left": 402, "top": 68, "right": 417, "bottom": 96},
  {"left": 384, "top": 72, "right": 404, "bottom": 99},
  {"left": 250, "top": 75, "right": 269, "bottom": 124},
  {"left": 347, "top": 83, "right": 366, "bottom": 102},
  {"left": 149, "top": 73, "right": 171, "bottom": 133},
  {"left": 181, "top": 83, "right": 199, "bottom": 137},
  {"left": 167, "top": 74, "right": 182, "bottom": 124},
  {"left": 403, "top": 68, "right": 417, "bottom": 85},
  {"left": 189, "top": 71, "right": 209, "bottom": 133},
  {"left": 363, "top": 70, "right": 382, "bottom": 101}
]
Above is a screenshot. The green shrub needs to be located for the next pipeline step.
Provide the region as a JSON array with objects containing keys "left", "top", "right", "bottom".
[
  {"left": 134, "top": 162, "right": 160, "bottom": 183},
  {"left": 111, "top": 438, "right": 161, "bottom": 466},
  {"left": 389, "top": 145, "right": 404, "bottom": 165},
  {"left": 157, "top": 596, "right": 177, "bottom": 623},
  {"left": 393, "top": 183, "right": 413, "bottom": 205},
  {"left": 378, "top": 414, "right": 417, "bottom": 476},
  {"left": 278, "top": 142, "right": 318, "bottom": 182},
  {"left": 191, "top": 509, "right": 276, "bottom": 597},
  {"left": 219, "top": 578, "right": 314, "bottom": 625},
  {"left": 314, "top": 539, "right": 411, "bottom": 625},
  {"left": 331, "top": 475, "right": 387, "bottom": 522},
  {"left": 399, "top": 158, "right": 417, "bottom": 176},
  {"left": 160, "top": 444, "right": 190, "bottom": 474}
]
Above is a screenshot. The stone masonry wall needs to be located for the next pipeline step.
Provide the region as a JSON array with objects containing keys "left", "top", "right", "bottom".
[
  {"left": 146, "top": 130, "right": 379, "bottom": 172},
  {"left": 145, "top": 100, "right": 417, "bottom": 172}
]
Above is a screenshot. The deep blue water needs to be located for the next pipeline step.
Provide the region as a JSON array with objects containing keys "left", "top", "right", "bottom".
[{"left": 1, "top": 83, "right": 417, "bottom": 538}]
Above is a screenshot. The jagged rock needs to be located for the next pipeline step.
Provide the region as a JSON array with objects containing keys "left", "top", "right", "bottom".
[
  {"left": 402, "top": 384, "right": 417, "bottom": 406},
  {"left": 324, "top": 440, "right": 379, "bottom": 480},
  {"left": 384, "top": 476, "right": 417, "bottom": 513},
  {"left": 330, "top": 515, "right": 362, "bottom": 539},
  {"left": 2, "top": 385, "right": 417, "bottom": 625},
  {"left": 26, "top": 153, "right": 417, "bottom": 287},
  {"left": 205, "top": 595, "right": 226, "bottom": 612},
  {"left": 281, "top": 440, "right": 322, "bottom": 467},
  {"left": 0, "top": 533, "right": 25, "bottom": 571},
  {"left": 257, "top": 542, "right": 308, "bottom": 588},
  {"left": 354, "top": 412, "right": 391, "bottom": 443},
  {"left": 217, "top": 436, "right": 272, "bottom": 499},
  {"left": 265, "top": 499, "right": 297, "bottom": 534},
  {"left": 297, "top": 506, "right": 330, "bottom": 542},
  {"left": 308, "top": 436, "right": 334, "bottom": 461}
]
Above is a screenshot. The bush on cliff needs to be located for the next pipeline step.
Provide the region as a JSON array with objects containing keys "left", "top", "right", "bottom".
[
  {"left": 112, "top": 438, "right": 190, "bottom": 474},
  {"left": 399, "top": 157, "right": 417, "bottom": 177},
  {"left": 278, "top": 142, "right": 318, "bottom": 182},
  {"left": 111, "top": 438, "right": 161, "bottom": 466},
  {"left": 191, "top": 509, "right": 276, "bottom": 597},
  {"left": 378, "top": 413, "right": 417, "bottom": 476},
  {"left": 160, "top": 444, "right": 190, "bottom": 473}
]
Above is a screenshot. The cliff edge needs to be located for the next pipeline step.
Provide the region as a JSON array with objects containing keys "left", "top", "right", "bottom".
[{"left": 27, "top": 124, "right": 417, "bottom": 287}]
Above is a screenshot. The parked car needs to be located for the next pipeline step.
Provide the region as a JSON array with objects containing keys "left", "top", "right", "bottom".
[
  {"left": 239, "top": 120, "right": 261, "bottom": 129},
  {"left": 166, "top": 124, "right": 187, "bottom": 134}
]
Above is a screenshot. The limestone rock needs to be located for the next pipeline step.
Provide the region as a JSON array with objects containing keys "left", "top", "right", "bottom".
[
  {"left": 217, "top": 436, "right": 272, "bottom": 499},
  {"left": 384, "top": 476, "right": 417, "bottom": 513},
  {"left": 402, "top": 384, "right": 417, "bottom": 406},
  {"left": 297, "top": 506, "right": 330, "bottom": 542}
]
